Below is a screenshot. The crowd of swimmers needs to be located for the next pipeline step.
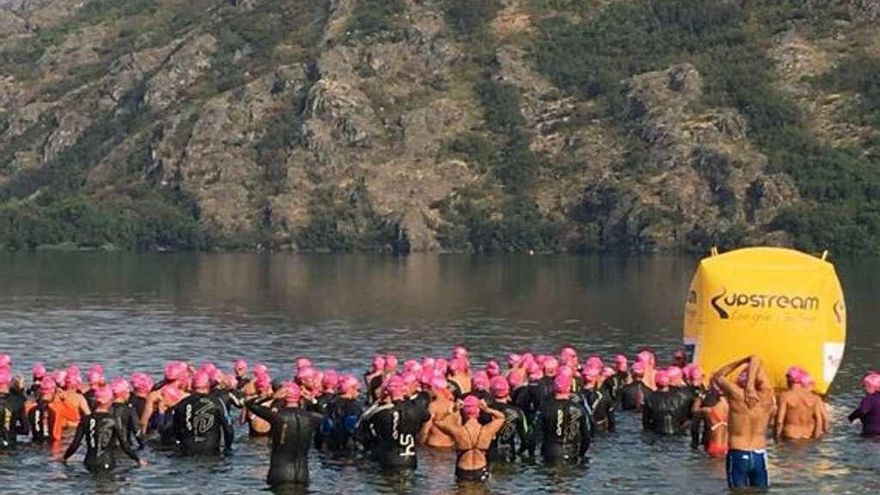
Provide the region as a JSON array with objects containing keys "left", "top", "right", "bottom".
[{"left": 0, "top": 348, "right": 876, "bottom": 491}]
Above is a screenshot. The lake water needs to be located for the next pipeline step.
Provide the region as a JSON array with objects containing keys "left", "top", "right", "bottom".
[{"left": 0, "top": 253, "right": 877, "bottom": 494}]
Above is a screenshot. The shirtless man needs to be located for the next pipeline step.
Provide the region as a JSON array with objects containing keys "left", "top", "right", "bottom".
[
  {"left": 420, "top": 378, "right": 456, "bottom": 449},
  {"left": 775, "top": 367, "right": 825, "bottom": 440},
  {"left": 435, "top": 396, "right": 505, "bottom": 482},
  {"left": 713, "top": 355, "right": 774, "bottom": 490}
]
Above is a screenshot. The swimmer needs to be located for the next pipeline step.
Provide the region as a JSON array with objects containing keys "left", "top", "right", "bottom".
[
  {"left": 620, "top": 362, "right": 650, "bottom": 411},
  {"left": 62, "top": 387, "right": 145, "bottom": 472},
  {"left": 29, "top": 363, "right": 46, "bottom": 398},
  {"left": 59, "top": 368, "right": 90, "bottom": 428},
  {"left": 26, "top": 378, "right": 60, "bottom": 444},
  {"left": 233, "top": 359, "right": 251, "bottom": 392},
  {"left": 420, "top": 377, "right": 456, "bottom": 449},
  {"left": 487, "top": 376, "right": 531, "bottom": 462},
  {"left": 0, "top": 370, "right": 28, "bottom": 448},
  {"left": 246, "top": 382, "right": 323, "bottom": 488},
  {"left": 434, "top": 396, "right": 505, "bottom": 483},
  {"left": 129, "top": 373, "right": 153, "bottom": 420},
  {"left": 245, "top": 375, "right": 274, "bottom": 437},
  {"left": 323, "top": 375, "right": 364, "bottom": 452},
  {"left": 361, "top": 376, "right": 430, "bottom": 472},
  {"left": 469, "top": 371, "right": 492, "bottom": 402},
  {"left": 692, "top": 385, "right": 729, "bottom": 457},
  {"left": 109, "top": 379, "right": 143, "bottom": 451},
  {"left": 535, "top": 374, "right": 590, "bottom": 464},
  {"left": 581, "top": 368, "right": 615, "bottom": 433},
  {"left": 448, "top": 358, "right": 472, "bottom": 399},
  {"left": 672, "top": 349, "right": 688, "bottom": 369},
  {"left": 848, "top": 372, "right": 880, "bottom": 437},
  {"left": 713, "top": 355, "right": 774, "bottom": 490},
  {"left": 139, "top": 361, "right": 187, "bottom": 434},
  {"left": 636, "top": 350, "right": 657, "bottom": 390},
  {"left": 775, "top": 367, "right": 825, "bottom": 440},
  {"left": 364, "top": 356, "right": 386, "bottom": 404},
  {"left": 642, "top": 370, "right": 691, "bottom": 435},
  {"left": 170, "top": 371, "right": 234, "bottom": 455}
]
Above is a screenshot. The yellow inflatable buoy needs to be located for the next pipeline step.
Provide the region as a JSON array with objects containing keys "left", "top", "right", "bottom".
[{"left": 683, "top": 247, "right": 846, "bottom": 394}]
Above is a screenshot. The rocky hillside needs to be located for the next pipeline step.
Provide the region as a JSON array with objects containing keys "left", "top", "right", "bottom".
[{"left": 0, "top": 0, "right": 878, "bottom": 253}]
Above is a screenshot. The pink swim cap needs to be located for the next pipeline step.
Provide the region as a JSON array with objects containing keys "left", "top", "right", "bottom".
[
  {"left": 486, "top": 360, "right": 501, "bottom": 378},
  {"left": 401, "top": 372, "right": 418, "bottom": 387},
  {"left": 284, "top": 382, "right": 302, "bottom": 406},
  {"left": 161, "top": 384, "right": 184, "bottom": 404},
  {"left": 40, "top": 377, "right": 57, "bottom": 395},
  {"left": 322, "top": 370, "right": 340, "bottom": 391},
  {"left": 666, "top": 366, "right": 683, "bottom": 383},
  {"left": 472, "top": 371, "right": 490, "bottom": 390},
  {"left": 507, "top": 371, "right": 524, "bottom": 388},
  {"left": 585, "top": 356, "right": 603, "bottom": 370},
  {"left": 340, "top": 375, "right": 360, "bottom": 393},
  {"left": 543, "top": 357, "right": 559, "bottom": 372},
  {"left": 786, "top": 366, "right": 807, "bottom": 384},
  {"left": 385, "top": 376, "right": 406, "bottom": 399},
  {"left": 111, "top": 379, "right": 131, "bottom": 397},
  {"left": 384, "top": 355, "right": 399, "bottom": 371},
  {"left": 88, "top": 369, "right": 105, "bottom": 386},
  {"left": 88, "top": 364, "right": 104, "bottom": 376},
  {"left": 422, "top": 357, "right": 436, "bottom": 370},
  {"left": 461, "top": 395, "right": 480, "bottom": 417},
  {"left": 297, "top": 367, "right": 316, "bottom": 384},
  {"left": 65, "top": 371, "right": 82, "bottom": 389},
  {"left": 602, "top": 366, "right": 615, "bottom": 378},
  {"left": 527, "top": 362, "right": 543, "bottom": 380},
  {"left": 192, "top": 371, "right": 211, "bottom": 391},
  {"left": 32, "top": 363, "right": 46, "bottom": 379},
  {"left": 164, "top": 361, "right": 186, "bottom": 382},
  {"left": 253, "top": 363, "right": 269, "bottom": 377},
  {"left": 560, "top": 346, "right": 577, "bottom": 359},
  {"left": 449, "top": 358, "right": 467, "bottom": 373},
  {"left": 255, "top": 375, "right": 272, "bottom": 394},
  {"left": 507, "top": 354, "right": 522, "bottom": 367},
  {"left": 130, "top": 373, "right": 154, "bottom": 394},
  {"left": 372, "top": 356, "right": 386, "bottom": 372},
  {"left": 490, "top": 376, "right": 510, "bottom": 398},
  {"left": 614, "top": 354, "right": 628, "bottom": 372},
  {"left": 0, "top": 354, "right": 10, "bottom": 369},
  {"left": 430, "top": 377, "right": 448, "bottom": 391},
  {"left": 636, "top": 350, "right": 655, "bottom": 366},
  {"left": 52, "top": 370, "right": 67, "bottom": 386},
  {"left": 199, "top": 362, "right": 217, "bottom": 376},
  {"left": 655, "top": 370, "right": 671, "bottom": 388},
  {"left": 521, "top": 353, "right": 535, "bottom": 366},
  {"left": 234, "top": 359, "right": 248, "bottom": 372},
  {"left": 403, "top": 360, "right": 421, "bottom": 373},
  {"left": 296, "top": 358, "right": 312, "bottom": 371},
  {"left": 94, "top": 387, "right": 113, "bottom": 406},
  {"left": 435, "top": 358, "right": 449, "bottom": 375},
  {"left": 0, "top": 370, "right": 10, "bottom": 386},
  {"left": 863, "top": 373, "right": 880, "bottom": 394},
  {"left": 453, "top": 346, "right": 469, "bottom": 359},
  {"left": 689, "top": 366, "right": 704, "bottom": 383},
  {"left": 553, "top": 374, "right": 572, "bottom": 395},
  {"left": 582, "top": 368, "right": 600, "bottom": 384},
  {"left": 631, "top": 362, "right": 645, "bottom": 376}
]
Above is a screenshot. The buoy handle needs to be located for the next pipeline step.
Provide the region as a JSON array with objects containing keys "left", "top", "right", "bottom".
[
  {"left": 710, "top": 247, "right": 719, "bottom": 257},
  {"left": 821, "top": 250, "right": 829, "bottom": 261}
]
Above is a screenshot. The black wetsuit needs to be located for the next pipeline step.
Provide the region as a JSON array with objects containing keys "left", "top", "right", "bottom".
[
  {"left": 536, "top": 397, "right": 591, "bottom": 464},
  {"left": 642, "top": 389, "right": 691, "bottom": 435},
  {"left": 410, "top": 391, "right": 430, "bottom": 417},
  {"left": 0, "top": 392, "right": 28, "bottom": 448},
  {"left": 322, "top": 397, "right": 363, "bottom": 452},
  {"left": 515, "top": 380, "right": 547, "bottom": 424},
  {"left": 692, "top": 387, "right": 718, "bottom": 448},
  {"left": 620, "top": 381, "right": 651, "bottom": 411},
  {"left": 362, "top": 399, "right": 429, "bottom": 471},
  {"left": 246, "top": 399, "right": 322, "bottom": 487},
  {"left": 581, "top": 387, "right": 616, "bottom": 433},
  {"left": 84, "top": 389, "right": 97, "bottom": 412},
  {"left": 129, "top": 394, "right": 147, "bottom": 420},
  {"left": 110, "top": 401, "right": 143, "bottom": 450},
  {"left": 26, "top": 399, "right": 57, "bottom": 443},
  {"left": 63, "top": 412, "right": 140, "bottom": 472},
  {"left": 170, "top": 392, "right": 234, "bottom": 455},
  {"left": 487, "top": 400, "right": 531, "bottom": 462},
  {"left": 605, "top": 372, "right": 627, "bottom": 408}
]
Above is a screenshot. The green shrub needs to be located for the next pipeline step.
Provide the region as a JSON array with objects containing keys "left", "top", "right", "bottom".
[{"left": 345, "top": 0, "right": 406, "bottom": 41}]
